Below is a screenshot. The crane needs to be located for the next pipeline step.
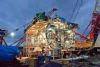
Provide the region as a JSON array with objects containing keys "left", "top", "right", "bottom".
[
  {"left": 82, "top": 0, "right": 100, "bottom": 45},
  {"left": 73, "top": 0, "right": 100, "bottom": 55},
  {"left": 0, "top": 29, "right": 7, "bottom": 45},
  {"left": 74, "top": 0, "right": 100, "bottom": 46}
]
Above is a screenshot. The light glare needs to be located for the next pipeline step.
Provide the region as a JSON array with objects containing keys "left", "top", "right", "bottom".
[{"left": 10, "top": 32, "right": 15, "bottom": 37}]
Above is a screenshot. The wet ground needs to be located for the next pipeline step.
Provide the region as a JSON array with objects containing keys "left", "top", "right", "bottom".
[{"left": 62, "top": 55, "right": 100, "bottom": 67}]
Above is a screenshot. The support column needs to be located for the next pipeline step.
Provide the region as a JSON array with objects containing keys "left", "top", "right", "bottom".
[{"left": 0, "top": 36, "right": 3, "bottom": 45}]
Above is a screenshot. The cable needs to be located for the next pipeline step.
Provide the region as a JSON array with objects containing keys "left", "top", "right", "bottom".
[
  {"left": 73, "top": 0, "right": 83, "bottom": 21},
  {"left": 14, "top": 21, "right": 32, "bottom": 32},
  {"left": 10, "top": 35, "right": 25, "bottom": 46},
  {"left": 69, "top": 0, "right": 79, "bottom": 21}
]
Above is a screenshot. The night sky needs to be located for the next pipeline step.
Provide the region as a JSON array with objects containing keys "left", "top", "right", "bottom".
[{"left": 0, "top": 0, "right": 96, "bottom": 45}]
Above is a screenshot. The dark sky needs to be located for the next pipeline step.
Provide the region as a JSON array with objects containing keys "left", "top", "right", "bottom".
[{"left": 0, "top": 0, "right": 96, "bottom": 45}]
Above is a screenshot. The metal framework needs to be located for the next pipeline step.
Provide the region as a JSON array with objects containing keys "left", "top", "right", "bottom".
[{"left": 0, "top": 29, "right": 7, "bottom": 45}]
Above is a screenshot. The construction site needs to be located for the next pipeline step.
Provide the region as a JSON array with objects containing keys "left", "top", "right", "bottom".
[{"left": 0, "top": 0, "right": 100, "bottom": 67}]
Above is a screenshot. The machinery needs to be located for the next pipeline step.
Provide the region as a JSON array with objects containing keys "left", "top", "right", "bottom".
[
  {"left": 9, "top": 1, "right": 100, "bottom": 58},
  {"left": 0, "top": 29, "right": 7, "bottom": 45},
  {"left": 0, "top": 1, "right": 99, "bottom": 67}
]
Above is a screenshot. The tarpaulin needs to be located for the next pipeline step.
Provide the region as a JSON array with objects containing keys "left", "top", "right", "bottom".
[{"left": 0, "top": 46, "right": 20, "bottom": 61}]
